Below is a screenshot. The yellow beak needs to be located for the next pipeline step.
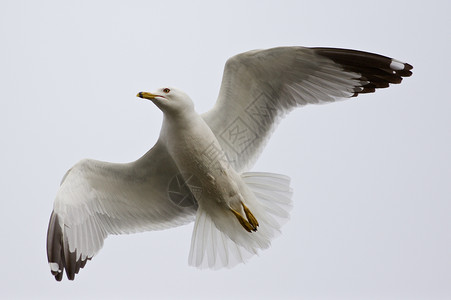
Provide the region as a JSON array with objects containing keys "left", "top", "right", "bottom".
[{"left": 136, "top": 92, "right": 158, "bottom": 100}]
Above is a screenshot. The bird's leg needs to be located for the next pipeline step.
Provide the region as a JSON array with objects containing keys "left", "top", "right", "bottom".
[
  {"left": 229, "top": 201, "right": 259, "bottom": 232},
  {"left": 242, "top": 201, "right": 259, "bottom": 229},
  {"left": 230, "top": 209, "right": 254, "bottom": 232}
]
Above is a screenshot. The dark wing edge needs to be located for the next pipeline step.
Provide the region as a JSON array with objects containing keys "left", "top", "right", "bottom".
[
  {"left": 47, "top": 211, "right": 91, "bottom": 281},
  {"left": 312, "top": 47, "right": 413, "bottom": 96}
]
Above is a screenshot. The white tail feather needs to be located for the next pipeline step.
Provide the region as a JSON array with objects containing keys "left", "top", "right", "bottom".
[
  {"left": 188, "top": 172, "right": 293, "bottom": 269},
  {"left": 188, "top": 208, "right": 256, "bottom": 269}
]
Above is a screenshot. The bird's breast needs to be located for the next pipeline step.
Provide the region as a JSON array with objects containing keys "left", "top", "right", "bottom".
[{"left": 162, "top": 114, "right": 239, "bottom": 206}]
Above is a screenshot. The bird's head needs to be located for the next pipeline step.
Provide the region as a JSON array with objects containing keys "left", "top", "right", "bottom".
[{"left": 137, "top": 87, "right": 194, "bottom": 115}]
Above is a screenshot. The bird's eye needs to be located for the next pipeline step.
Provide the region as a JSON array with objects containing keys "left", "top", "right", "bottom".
[{"left": 163, "top": 88, "right": 170, "bottom": 93}]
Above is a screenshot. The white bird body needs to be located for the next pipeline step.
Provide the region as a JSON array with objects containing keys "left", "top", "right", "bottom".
[
  {"left": 160, "top": 99, "right": 237, "bottom": 206},
  {"left": 47, "top": 46, "right": 413, "bottom": 281},
  {"left": 155, "top": 91, "right": 239, "bottom": 209},
  {"left": 159, "top": 94, "right": 245, "bottom": 220},
  {"left": 147, "top": 88, "right": 287, "bottom": 259}
]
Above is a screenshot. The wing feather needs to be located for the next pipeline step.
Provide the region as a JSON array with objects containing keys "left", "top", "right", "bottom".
[
  {"left": 46, "top": 142, "right": 197, "bottom": 281},
  {"left": 202, "top": 46, "right": 412, "bottom": 172}
]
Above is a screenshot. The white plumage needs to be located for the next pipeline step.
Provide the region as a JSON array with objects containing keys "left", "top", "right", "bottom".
[{"left": 47, "top": 46, "right": 412, "bottom": 281}]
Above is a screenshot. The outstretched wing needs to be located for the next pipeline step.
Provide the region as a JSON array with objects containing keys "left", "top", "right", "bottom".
[
  {"left": 202, "top": 47, "right": 413, "bottom": 172},
  {"left": 46, "top": 142, "right": 197, "bottom": 281}
]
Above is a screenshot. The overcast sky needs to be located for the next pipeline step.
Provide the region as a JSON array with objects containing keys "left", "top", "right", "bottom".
[{"left": 1, "top": 0, "right": 450, "bottom": 299}]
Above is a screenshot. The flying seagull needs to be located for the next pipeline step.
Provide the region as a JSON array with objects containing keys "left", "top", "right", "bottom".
[{"left": 47, "top": 46, "right": 413, "bottom": 281}]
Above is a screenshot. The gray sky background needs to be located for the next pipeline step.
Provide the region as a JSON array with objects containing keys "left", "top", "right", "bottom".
[{"left": 1, "top": 0, "right": 450, "bottom": 299}]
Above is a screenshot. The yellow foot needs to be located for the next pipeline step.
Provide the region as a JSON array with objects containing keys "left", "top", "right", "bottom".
[
  {"left": 242, "top": 201, "right": 259, "bottom": 229},
  {"left": 229, "top": 201, "right": 259, "bottom": 233}
]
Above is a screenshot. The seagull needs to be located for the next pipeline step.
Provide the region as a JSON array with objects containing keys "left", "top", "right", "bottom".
[{"left": 47, "top": 46, "right": 413, "bottom": 281}]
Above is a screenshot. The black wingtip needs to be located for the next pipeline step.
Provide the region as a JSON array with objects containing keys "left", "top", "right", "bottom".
[
  {"left": 47, "top": 211, "right": 90, "bottom": 281},
  {"left": 47, "top": 212, "right": 65, "bottom": 281},
  {"left": 312, "top": 47, "right": 413, "bottom": 97},
  {"left": 397, "top": 69, "right": 413, "bottom": 77},
  {"left": 55, "top": 272, "right": 63, "bottom": 281}
]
